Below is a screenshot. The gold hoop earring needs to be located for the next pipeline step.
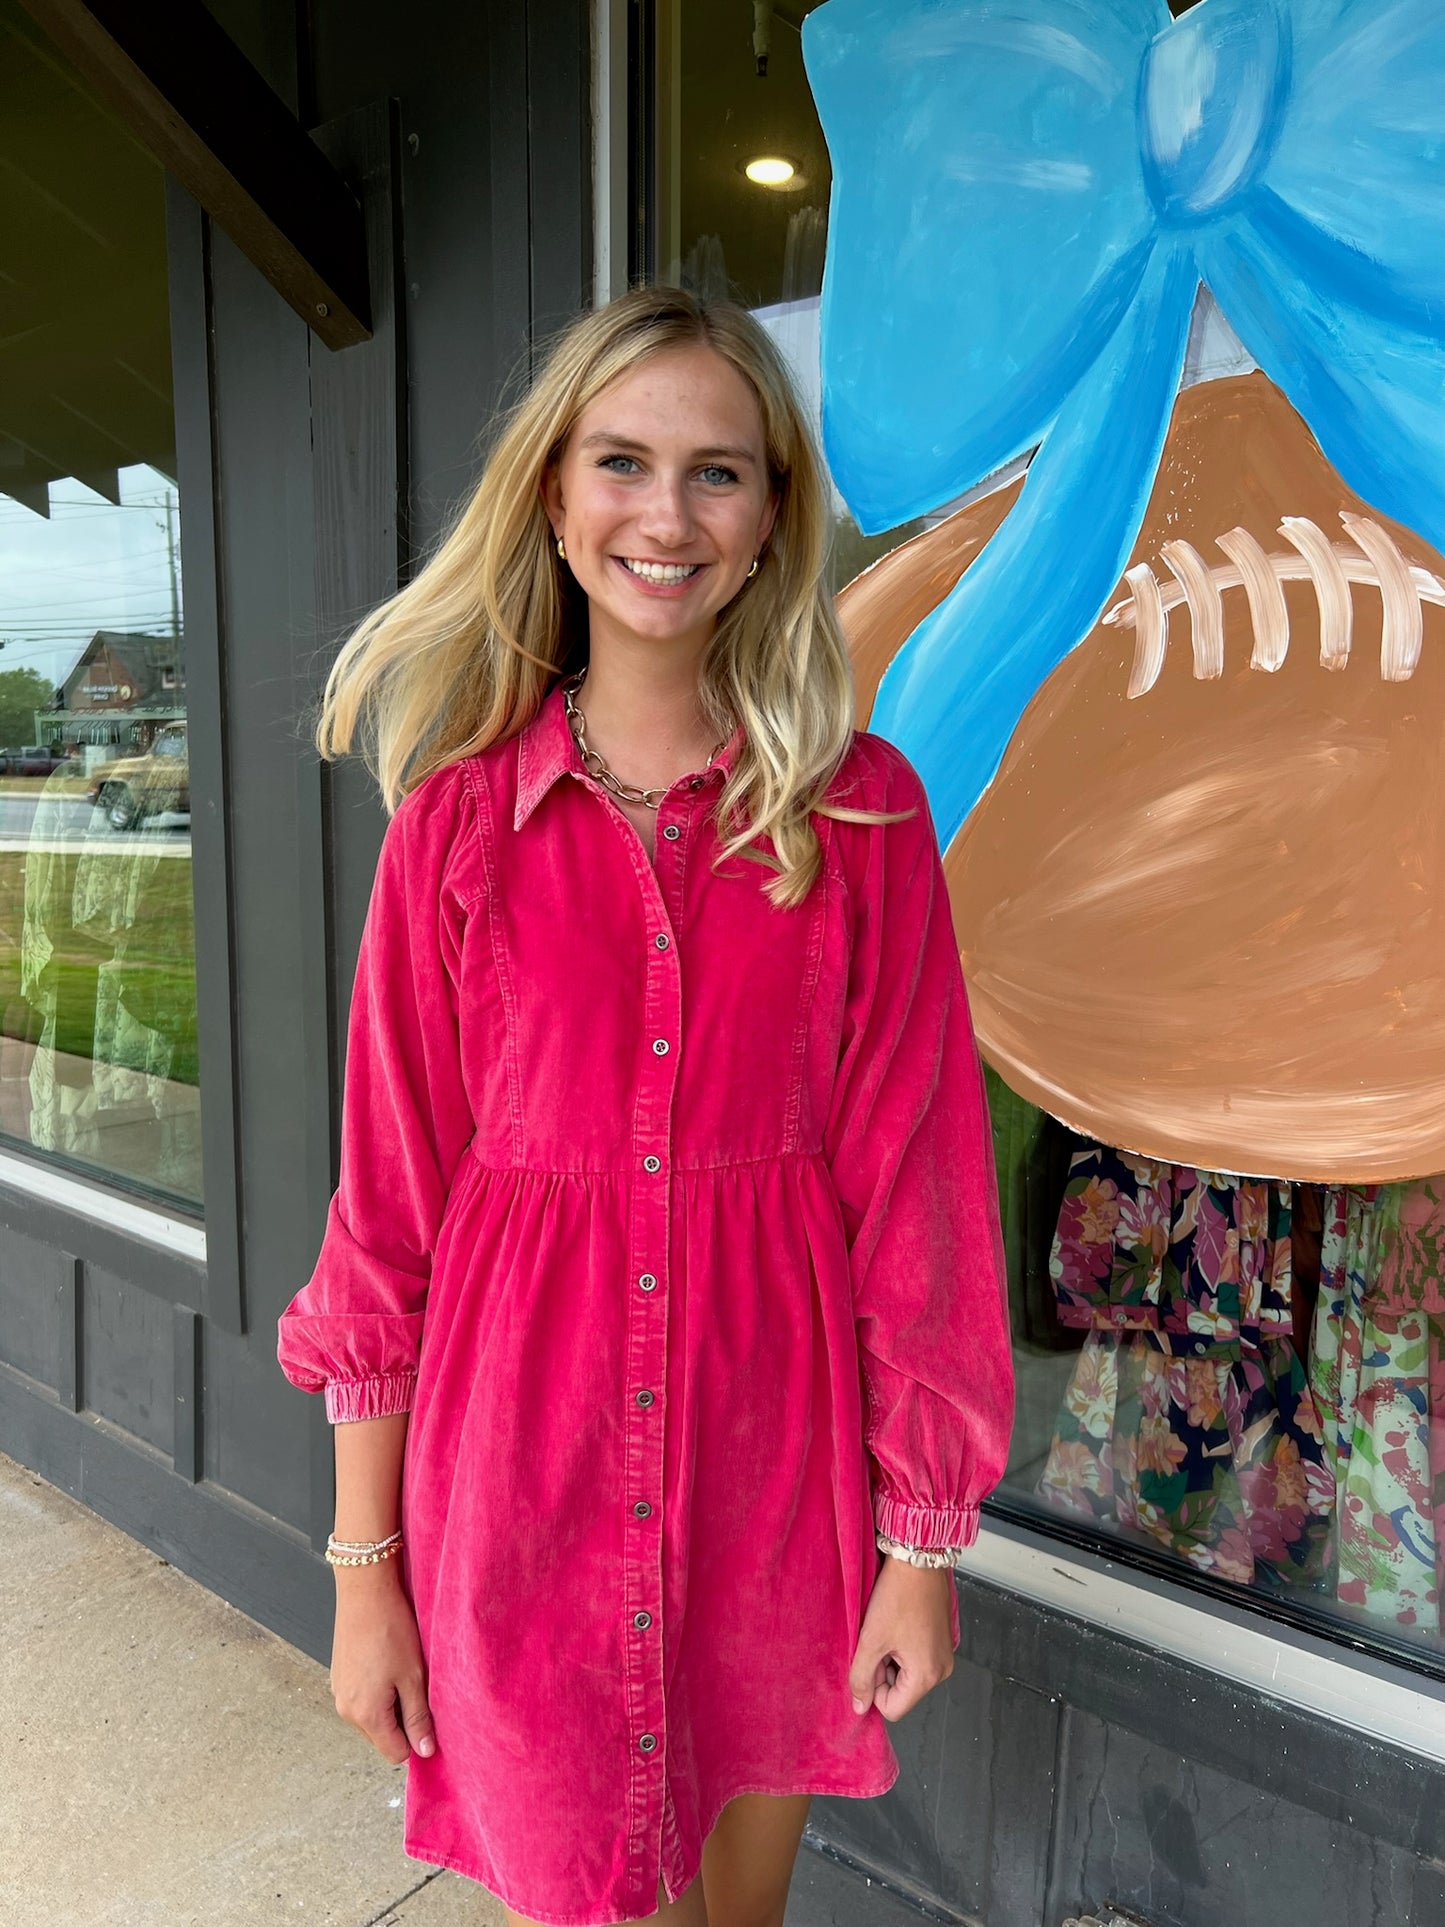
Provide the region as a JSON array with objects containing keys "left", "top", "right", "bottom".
[
  {"left": 747, "top": 556, "right": 760, "bottom": 579},
  {"left": 557, "top": 536, "right": 567, "bottom": 562}
]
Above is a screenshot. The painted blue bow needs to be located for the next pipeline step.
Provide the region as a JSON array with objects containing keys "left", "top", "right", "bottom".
[{"left": 803, "top": 0, "right": 1445, "bottom": 845}]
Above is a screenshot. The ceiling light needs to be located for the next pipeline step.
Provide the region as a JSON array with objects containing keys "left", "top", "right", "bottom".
[{"left": 744, "top": 156, "right": 798, "bottom": 188}]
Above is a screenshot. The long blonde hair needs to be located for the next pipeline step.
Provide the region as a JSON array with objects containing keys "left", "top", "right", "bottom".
[{"left": 314, "top": 286, "right": 899, "bottom": 908}]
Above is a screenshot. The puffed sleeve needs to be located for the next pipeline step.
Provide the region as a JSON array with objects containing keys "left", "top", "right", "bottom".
[
  {"left": 276, "top": 763, "right": 478, "bottom": 1423},
  {"left": 824, "top": 739, "right": 1014, "bottom": 1554}
]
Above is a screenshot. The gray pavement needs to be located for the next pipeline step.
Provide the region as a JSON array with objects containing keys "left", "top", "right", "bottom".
[
  {"left": 0, "top": 1450, "right": 894, "bottom": 1927},
  {"left": 1, "top": 1448, "right": 503, "bottom": 1926}
]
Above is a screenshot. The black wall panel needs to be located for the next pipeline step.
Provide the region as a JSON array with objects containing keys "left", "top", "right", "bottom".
[
  {"left": 1045, "top": 1711, "right": 1428, "bottom": 1927},
  {"left": 199, "top": 1316, "right": 310, "bottom": 1530},
  {"left": 201, "top": 215, "right": 319, "bottom": 1510},
  {"left": 311, "top": 0, "right": 536, "bottom": 553},
  {"left": 812, "top": 1575, "right": 1445, "bottom": 1927},
  {"left": 0, "top": 1227, "right": 65, "bottom": 1390},
  {"left": 80, "top": 1267, "right": 173, "bottom": 1457},
  {"left": 813, "top": 1659, "right": 1058, "bottom": 1926}
]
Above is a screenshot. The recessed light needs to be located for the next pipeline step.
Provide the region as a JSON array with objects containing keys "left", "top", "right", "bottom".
[{"left": 744, "top": 156, "right": 799, "bottom": 188}]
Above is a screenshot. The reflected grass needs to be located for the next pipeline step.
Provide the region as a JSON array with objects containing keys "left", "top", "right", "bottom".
[{"left": 0, "top": 843, "right": 199, "bottom": 1086}]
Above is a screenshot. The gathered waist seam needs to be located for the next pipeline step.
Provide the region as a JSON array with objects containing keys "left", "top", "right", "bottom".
[{"left": 467, "top": 1139, "right": 828, "bottom": 1178}]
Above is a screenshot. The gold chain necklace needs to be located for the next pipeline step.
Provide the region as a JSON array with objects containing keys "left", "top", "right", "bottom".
[{"left": 562, "top": 669, "right": 726, "bottom": 812}]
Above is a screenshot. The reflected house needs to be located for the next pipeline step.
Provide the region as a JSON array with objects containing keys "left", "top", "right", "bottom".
[{"left": 57, "top": 630, "right": 185, "bottom": 767}]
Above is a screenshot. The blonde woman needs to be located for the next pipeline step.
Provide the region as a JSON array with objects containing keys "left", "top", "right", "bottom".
[{"left": 277, "top": 287, "right": 1013, "bottom": 1927}]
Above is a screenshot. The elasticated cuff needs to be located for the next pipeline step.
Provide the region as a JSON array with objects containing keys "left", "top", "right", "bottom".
[
  {"left": 325, "top": 1371, "right": 417, "bottom": 1424},
  {"left": 873, "top": 1489, "right": 980, "bottom": 1552}
]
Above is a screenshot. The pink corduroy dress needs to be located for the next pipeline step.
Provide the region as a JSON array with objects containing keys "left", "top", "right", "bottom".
[{"left": 276, "top": 679, "right": 1013, "bottom": 1926}]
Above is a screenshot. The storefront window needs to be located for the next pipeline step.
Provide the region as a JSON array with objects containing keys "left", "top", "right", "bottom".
[
  {"left": 996, "top": 1112, "right": 1445, "bottom": 1665},
  {"left": 651, "top": 0, "right": 1445, "bottom": 1672},
  {"left": 0, "top": 2, "right": 201, "bottom": 1212}
]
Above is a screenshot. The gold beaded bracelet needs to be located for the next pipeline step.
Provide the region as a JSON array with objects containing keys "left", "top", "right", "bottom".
[
  {"left": 329, "top": 1528, "right": 402, "bottom": 1553},
  {"left": 325, "top": 1529, "right": 404, "bottom": 1568}
]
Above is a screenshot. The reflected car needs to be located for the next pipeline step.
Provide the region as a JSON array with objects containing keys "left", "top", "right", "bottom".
[
  {"left": 0, "top": 744, "right": 75, "bottom": 777},
  {"left": 87, "top": 725, "right": 189, "bottom": 830}
]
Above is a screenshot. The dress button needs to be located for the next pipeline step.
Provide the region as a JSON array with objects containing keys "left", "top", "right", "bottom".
[
  {"left": 636, "top": 1389, "right": 655, "bottom": 1408},
  {"left": 652, "top": 1038, "right": 669, "bottom": 1056},
  {"left": 639, "top": 1733, "right": 658, "bottom": 1754},
  {"left": 643, "top": 1155, "right": 661, "bottom": 1173},
  {"left": 639, "top": 1272, "right": 658, "bottom": 1292},
  {"left": 662, "top": 825, "right": 681, "bottom": 841},
  {"left": 634, "top": 1610, "right": 653, "bottom": 1630},
  {"left": 633, "top": 1500, "right": 653, "bottom": 1518},
  {"left": 690, "top": 777, "right": 704, "bottom": 790},
  {"left": 655, "top": 933, "right": 670, "bottom": 950}
]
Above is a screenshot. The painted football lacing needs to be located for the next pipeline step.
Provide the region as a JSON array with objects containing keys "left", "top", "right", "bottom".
[{"left": 1101, "top": 512, "right": 1445, "bottom": 697}]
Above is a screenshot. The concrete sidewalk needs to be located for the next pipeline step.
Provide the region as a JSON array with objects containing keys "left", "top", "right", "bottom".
[
  {"left": 1, "top": 1451, "right": 896, "bottom": 1927},
  {"left": 1, "top": 1449, "right": 502, "bottom": 1926}
]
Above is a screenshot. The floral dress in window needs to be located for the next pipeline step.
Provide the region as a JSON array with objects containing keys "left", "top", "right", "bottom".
[{"left": 1038, "top": 1145, "right": 1332, "bottom": 1586}]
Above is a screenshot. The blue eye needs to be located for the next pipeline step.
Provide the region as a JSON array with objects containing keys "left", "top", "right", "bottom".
[
  {"left": 598, "top": 454, "right": 640, "bottom": 474},
  {"left": 699, "top": 464, "right": 739, "bottom": 487}
]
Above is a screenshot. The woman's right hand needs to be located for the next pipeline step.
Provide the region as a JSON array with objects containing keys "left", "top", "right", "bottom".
[{"left": 329, "top": 1565, "right": 437, "bottom": 1764}]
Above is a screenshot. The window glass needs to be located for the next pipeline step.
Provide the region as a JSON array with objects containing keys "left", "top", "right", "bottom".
[
  {"left": 995, "top": 1107, "right": 1445, "bottom": 1668},
  {"left": 654, "top": 0, "right": 1445, "bottom": 1671},
  {"left": 0, "top": 2, "right": 201, "bottom": 1212}
]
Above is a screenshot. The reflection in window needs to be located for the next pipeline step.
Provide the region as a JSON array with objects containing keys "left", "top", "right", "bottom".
[{"left": 0, "top": 2, "right": 200, "bottom": 1211}]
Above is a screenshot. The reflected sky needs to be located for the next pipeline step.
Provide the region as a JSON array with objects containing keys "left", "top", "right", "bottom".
[{"left": 0, "top": 465, "right": 180, "bottom": 691}]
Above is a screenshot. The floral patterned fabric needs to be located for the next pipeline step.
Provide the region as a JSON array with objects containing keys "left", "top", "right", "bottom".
[
  {"left": 1038, "top": 1146, "right": 1332, "bottom": 1586},
  {"left": 1311, "top": 1182, "right": 1445, "bottom": 1632}
]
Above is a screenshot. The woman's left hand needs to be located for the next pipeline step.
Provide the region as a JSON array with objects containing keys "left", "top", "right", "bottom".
[{"left": 848, "top": 1557, "right": 956, "bottom": 1722}]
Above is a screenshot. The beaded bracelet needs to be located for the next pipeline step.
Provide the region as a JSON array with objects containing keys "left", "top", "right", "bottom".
[
  {"left": 328, "top": 1527, "right": 402, "bottom": 1553},
  {"left": 326, "top": 1529, "right": 404, "bottom": 1568},
  {"left": 876, "top": 1531, "right": 966, "bottom": 1570},
  {"left": 326, "top": 1542, "right": 403, "bottom": 1568}
]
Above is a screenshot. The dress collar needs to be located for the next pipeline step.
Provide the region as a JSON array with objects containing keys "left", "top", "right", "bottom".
[{"left": 513, "top": 678, "right": 744, "bottom": 830}]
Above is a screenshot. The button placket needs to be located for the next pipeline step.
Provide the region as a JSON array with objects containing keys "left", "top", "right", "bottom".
[{"left": 623, "top": 842, "right": 682, "bottom": 1856}]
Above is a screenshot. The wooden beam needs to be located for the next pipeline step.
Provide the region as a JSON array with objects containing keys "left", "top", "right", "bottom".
[{"left": 14, "top": 0, "right": 371, "bottom": 350}]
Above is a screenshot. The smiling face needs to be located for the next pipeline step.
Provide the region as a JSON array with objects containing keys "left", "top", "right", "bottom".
[{"left": 542, "top": 341, "right": 780, "bottom": 663}]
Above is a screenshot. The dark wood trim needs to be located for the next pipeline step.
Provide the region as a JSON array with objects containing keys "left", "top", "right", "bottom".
[
  {"left": 55, "top": 1257, "right": 82, "bottom": 1413},
  {"left": 488, "top": 0, "right": 533, "bottom": 381},
  {"left": 307, "top": 96, "right": 408, "bottom": 1119},
  {"left": 527, "top": 0, "right": 594, "bottom": 344},
  {"left": 0, "top": 1176, "right": 205, "bottom": 1310},
  {"left": 166, "top": 180, "right": 246, "bottom": 1337},
  {"left": 627, "top": 0, "right": 657, "bottom": 286},
  {"left": 172, "top": 1304, "right": 202, "bottom": 1482},
  {"left": 302, "top": 97, "right": 410, "bottom": 1553},
  {"left": 15, "top": 0, "right": 371, "bottom": 350},
  {"left": 309, "top": 101, "right": 409, "bottom": 656}
]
